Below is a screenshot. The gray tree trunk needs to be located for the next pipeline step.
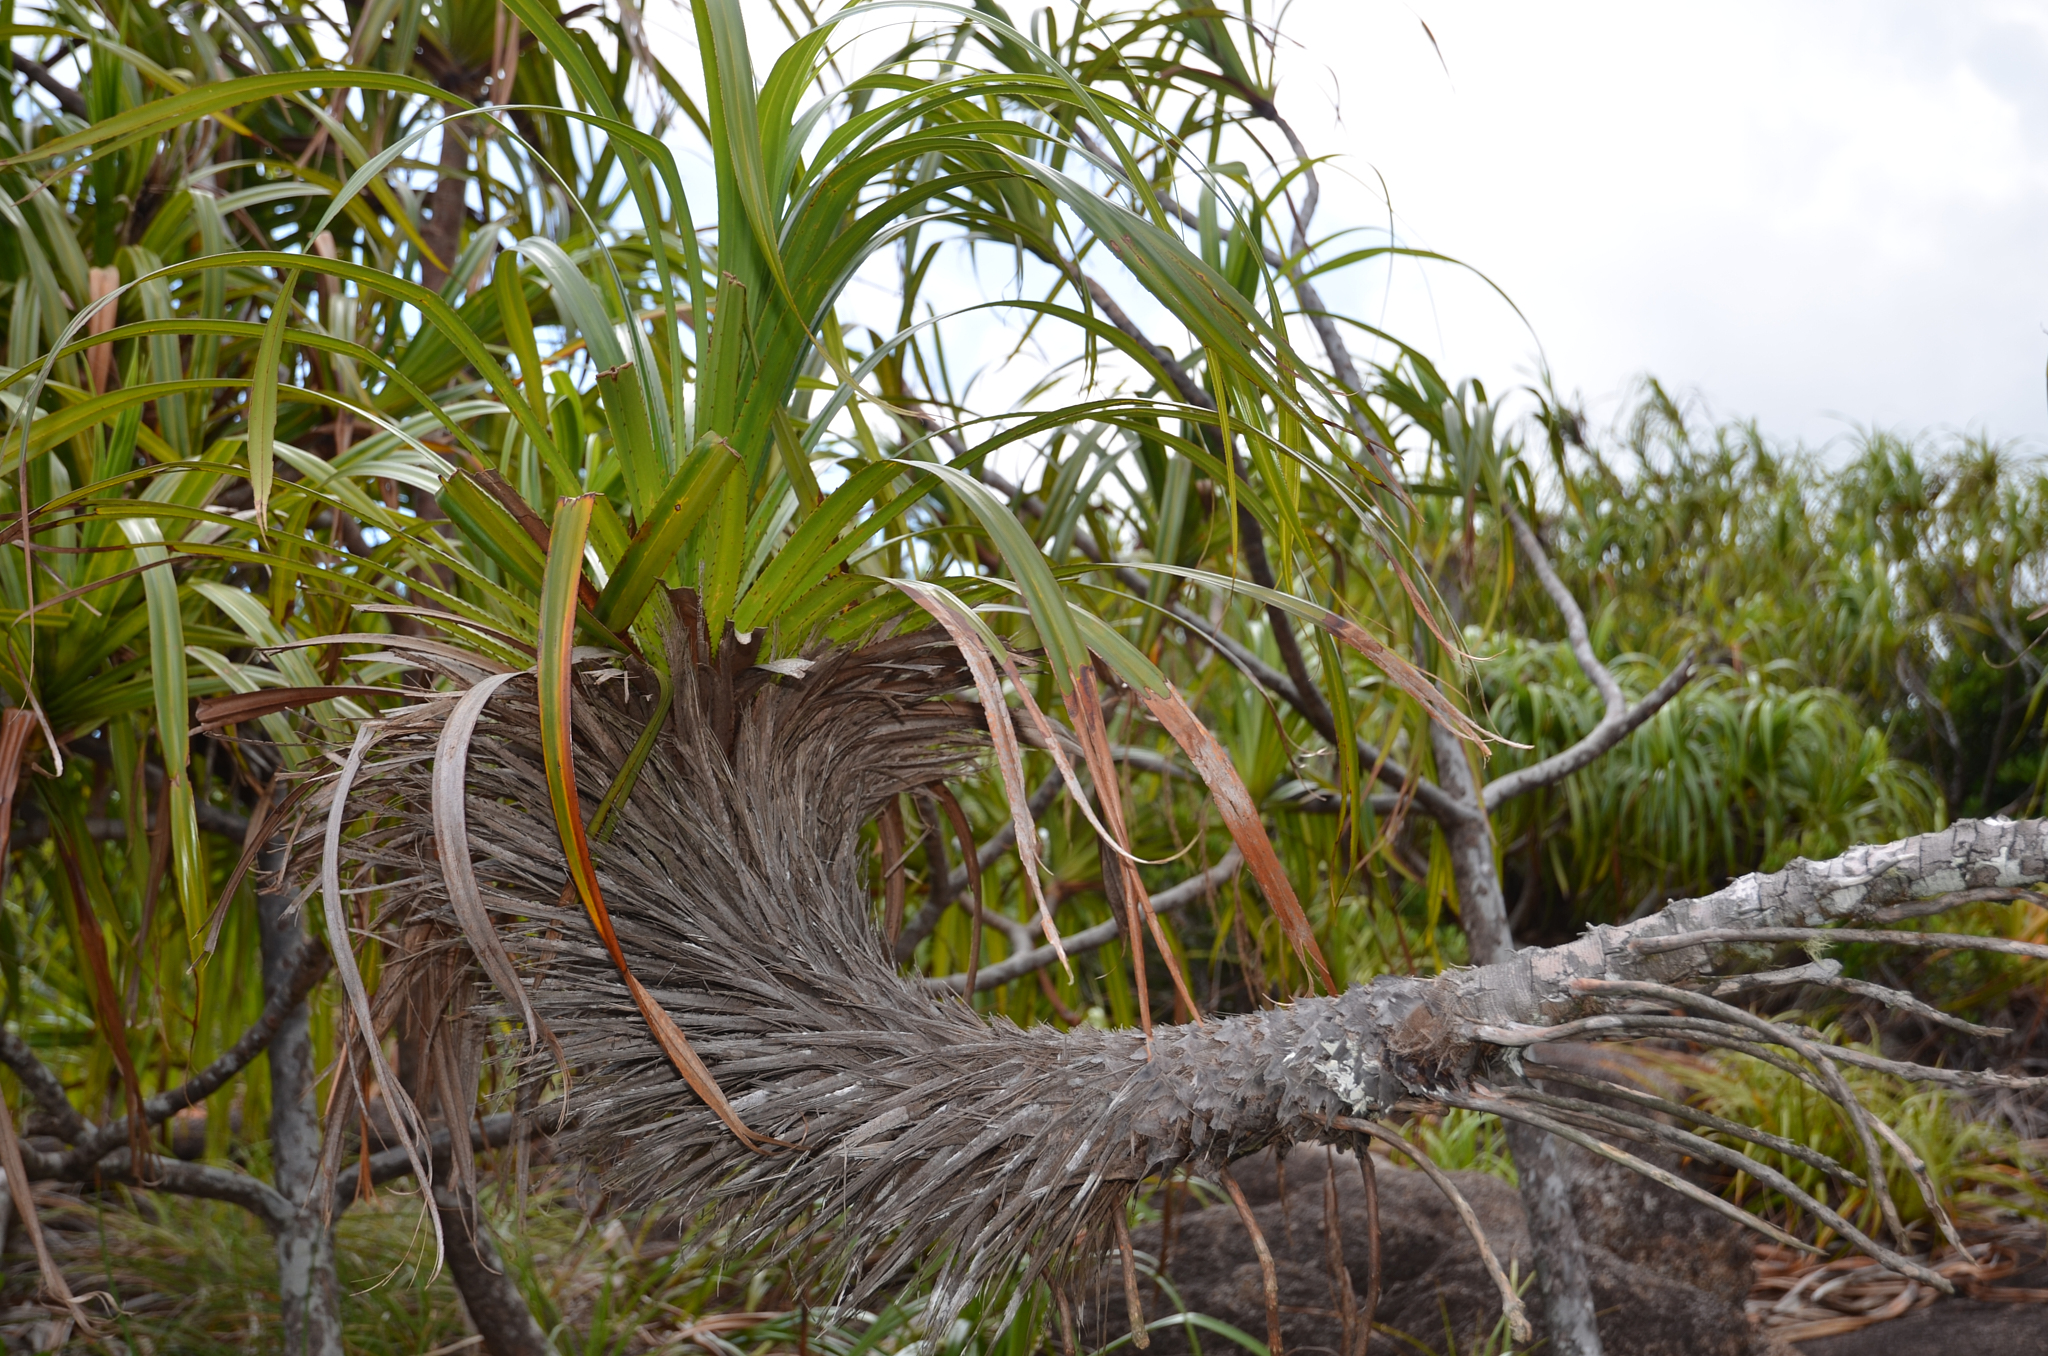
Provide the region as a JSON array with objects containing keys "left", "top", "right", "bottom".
[
  {"left": 1428, "top": 723, "right": 1604, "bottom": 1356},
  {"left": 398, "top": 1015, "right": 555, "bottom": 1356},
  {"left": 256, "top": 850, "right": 345, "bottom": 1356},
  {"left": 434, "top": 1186, "right": 556, "bottom": 1356}
]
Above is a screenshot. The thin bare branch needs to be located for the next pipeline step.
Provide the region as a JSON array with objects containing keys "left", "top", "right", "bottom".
[
  {"left": 336, "top": 1105, "right": 564, "bottom": 1211},
  {"left": 83, "top": 1148, "right": 293, "bottom": 1231},
  {"left": 925, "top": 848, "right": 1242, "bottom": 995},
  {"left": 56, "top": 745, "right": 254, "bottom": 841},
  {"left": 0, "top": 1031, "right": 89, "bottom": 1141},
  {"left": 1808, "top": 973, "right": 2012, "bottom": 1038},
  {"left": 4, "top": 52, "right": 86, "bottom": 117},
  {"left": 1706, "top": 959, "right": 1845, "bottom": 997},
  {"left": 1867, "top": 884, "right": 2048, "bottom": 924},
  {"left": 897, "top": 770, "right": 1065, "bottom": 959},
  {"left": 1802, "top": 1039, "right": 2047, "bottom": 1090},
  {"left": 0, "top": 941, "right": 331, "bottom": 1234},
  {"left": 14, "top": 801, "right": 253, "bottom": 844},
  {"left": 1472, "top": 1011, "right": 1737, "bottom": 1046},
  {"left": 1487, "top": 656, "right": 1696, "bottom": 808},
  {"left": 66, "top": 939, "right": 331, "bottom": 1168},
  {"left": 4, "top": 1128, "right": 293, "bottom": 1232},
  {"left": 1507, "top": 510, "right": 1624, "bottom": 714},
  {"left": 892, "top": 792, "right": 957, "bottom": 964},
  {"left": 1483, "top": 511, "right": 1695, "bottom": 807},
  {"left": 941, "top": 769, "right": 1061, "bottom": 899},
  {"left": 1707, "top": 957, "right": 2012, "bottom": 1037}
]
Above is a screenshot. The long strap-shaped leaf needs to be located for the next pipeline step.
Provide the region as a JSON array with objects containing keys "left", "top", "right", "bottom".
[
  {"left": 1073, "top": 609, "right": 1337, "bottom": 993},
  {"left": 1064, "top": 666, "right": 1202, "bottom": 1033},
  {"left": 539, "top": 496, "right": 776, "bottom": 1152},
  {"left": 118, "top": 517, "right": 204, "bottom": 944},
  {"left": 433, "top": 670, "right": 553, "bottom": 1054},
  {"left": 593, "top": 437, "right": 742, "bottom": 633},
  {"left": 322, "top": 725, "right": 441, "bottom": 1259},
  {"left": 49, "top": 809, "right": 150, "bottom": 1166},
  {"left": 0, "top": 69, "right": 455, "bottom": 172},
  {"left": 1123, "top": 563, "right": 1495, "bottom": 747},
  {"left": 893, "top": 580, "right": 1065, "bottom": 970},
  {"left": 0, "top": 710, "right": 38, "bottom": 889},
  {"left": 890, "top": 562, "right": 1195, "bottom": 1032},
  {"left": 246, "top": 268, "right": 298, "bottom": 524}
]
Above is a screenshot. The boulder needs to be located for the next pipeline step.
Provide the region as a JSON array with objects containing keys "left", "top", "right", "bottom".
[{"left": 1084, "top": 1145, "right": 1771, "bottom": 1356}]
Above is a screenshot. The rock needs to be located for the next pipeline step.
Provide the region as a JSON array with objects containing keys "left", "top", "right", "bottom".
[
  {"left": 1788, "top": 1256, "right": 2048, "bottom": 1356},
  {"left": 1089, "top": 1146, "right": 1769, "bottom": 1356},
  {"left": 1564, "top": 1141, "right": 1754, "bottom": 1304}
]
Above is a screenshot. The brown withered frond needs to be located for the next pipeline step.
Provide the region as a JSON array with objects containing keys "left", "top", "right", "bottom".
[{"left": 306, "top": 629, "right": 1228, "bottom": 1324}]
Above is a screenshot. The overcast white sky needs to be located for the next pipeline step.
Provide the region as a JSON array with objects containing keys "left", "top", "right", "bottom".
[{"left": 1272, "top": 1, "right": 2048, "bottom": 450}]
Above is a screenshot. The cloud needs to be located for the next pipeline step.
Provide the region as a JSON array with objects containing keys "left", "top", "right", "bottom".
[{"left": 1274, "top": 0, "right": 2048, "bottom": 446}]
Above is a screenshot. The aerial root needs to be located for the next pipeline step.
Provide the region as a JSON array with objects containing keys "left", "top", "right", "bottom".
[
  {"left": 1330, "top": 1119, "right": 1531, "bottom": 1346},
  {"left": 1354, "top": 1145, "right": 1381, "bottom": 1356},
  {"left": 1113, "top": 1208, "right": 1149, "bottom": 1350},
  {"left": 1319, "top": 1146, "right": 1359, "bottom": 1356},
  {"left": 1217, "top": 1164, "right": 1284, "bottom": 1356},
  {"left": 1051, "top": 1276, "right": 1077, "bottom": 1356},
  {"left": 1571, "top": 977, "right": 1913, "bottom": 1245}
]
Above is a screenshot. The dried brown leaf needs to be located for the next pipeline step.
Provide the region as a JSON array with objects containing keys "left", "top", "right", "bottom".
[
  {"left": 432, "top": 670, "right": 552, "bottom": 1050},
  {"left": 1140, "top": 681, "right": 1334, "bottom": 993}
]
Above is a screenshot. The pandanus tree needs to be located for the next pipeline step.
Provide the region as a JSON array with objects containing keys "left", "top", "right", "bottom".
[
  {"left": 0, "top": 0, "right": 1474, "bottom": 1344},
  {"left": 0, "top": 0, "right": 2037, "bottom": 1353}
]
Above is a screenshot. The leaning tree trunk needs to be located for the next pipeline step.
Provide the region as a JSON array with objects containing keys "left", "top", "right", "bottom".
[
  {"left": 396, "top": 1000, "right": 555, "bottom": 1356},
  {"left": 433, "top": 1185, "right": 554, "bottom": 1356},
  {"left": 256, "top": 849, "right": 344, "bottom": 1356},
  {"left": 304, "top": 632, "right": 2048, "bottom": 1341},
  {"left": 1429, "top": 721, "right": 1603, "bottom": 1356}
]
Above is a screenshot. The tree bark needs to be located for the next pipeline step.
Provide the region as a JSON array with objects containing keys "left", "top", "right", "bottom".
[
  {"left": 257, "top": 848, "right": 345, "bottom": 1356},
  {"left": 398, "top": 988, "right": 554, "bottom": 1355},
  {"left": 434, "top": 1186, "right": 555, "bottom": 1356},
  {"left": 1428, "top": 722, "right": 1604, "bottom": 1356},
  {"left": 421, "top": 115, "right": 468, "bottom": 293}
]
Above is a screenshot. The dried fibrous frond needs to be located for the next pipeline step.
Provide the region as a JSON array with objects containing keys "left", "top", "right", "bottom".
[{"left": 302, "top": 630, "right": 2048, "bottom": 1337}]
